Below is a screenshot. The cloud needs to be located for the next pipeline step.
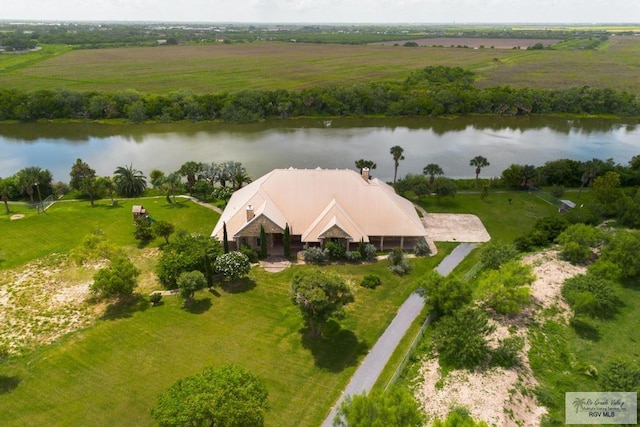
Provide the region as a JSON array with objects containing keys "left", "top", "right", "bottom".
[{"left": 2, "top": 0, "right": 638, "bottom": 23}]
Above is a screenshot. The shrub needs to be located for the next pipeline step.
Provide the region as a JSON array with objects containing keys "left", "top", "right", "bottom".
[
  {"left": 433, "top": 307, "right": 495, "bottom": 369},
  {"left": 325, "top": 241, "right": 346, "bottom": 260},
  {"left": 556, "top": 223, "right": 605, "bottom": 264},
  {"left": 419, "top": 272, "right": 471, "bottom": 317},
  {"left": 491, "top": 336, "right": 524, "bottom": 368},
  {"left": 302, "top": 246, "right": 327, "bottom": 264},
  {"left": 480, "top": 242, "right": 518, "bottom": 270},
  {"left": 239, "top": 244, "right": 259, "bottom": 263},
  {"left": 90, "top": 257, "right": 140, "bottom": 299},
  {"left": 561, "top": 273, "right": 621, "bottom": 319},
  {"left": 362, "top": 243, "right": 378, "bottom": 261},
  {"left": 599, "top": 360, "right": 640, "bottom": 392},
  {"left": 477, "top": 261, "right": 534, "bottom": 315},
  {"left": 413, "top": 240, "right": 431, "bottom": 257},
  {"left": 345, "top": 251, "right": 362, "bottom": 263},
  {"left": 150, "top": 292, "right": 163, "bottom": 305},
  {"left": 360, "top": 275, "right": 381, "bottom": 289},
  {"left": 387, "top": 247, "right": 410, "bottom": 275},
  {"left": 214, "top": 251, "right": 251, "bottom": 280}
]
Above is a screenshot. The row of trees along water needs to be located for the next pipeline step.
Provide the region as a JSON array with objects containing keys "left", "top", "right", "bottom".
[{"left": 1, "top": 67, "right": 639, "bottom": 124}]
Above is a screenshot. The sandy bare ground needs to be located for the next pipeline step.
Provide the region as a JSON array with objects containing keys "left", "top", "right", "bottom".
[
  {"left": 0, "top": 254, "right": 99, "bottom": 354},
  {"left": 0, "top": 248, "right": 165, "bottom": 354},
  {"left": 415, "top": 249, "right": 584, "bottom": 426}
]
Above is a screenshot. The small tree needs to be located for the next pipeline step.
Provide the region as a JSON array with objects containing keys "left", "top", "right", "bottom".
[
  {"left": 283, "top": 223, "right": 291, "bottom": 258},
  {"left": 335, "top": 387, "right": 424, "bottom": 427},
  {"left": 90, "top": 257, "right": 140, "bottom": 299},
  {"left": 432, "top": 177, "right": 457, "bottom": 202},
  {"left": 151, "top": 364, "right": 269, "bottom": 427},
  {"left": 477, "top": 261, "right": 534, "bottom": 315},
  {"left": 419, "top": 271, "right": 472, "bottom": 318},
  {"left": 134, "top": 218, "right": 155, "bottom": 242},
  {"left": 433, "top": 307, "right": 495, "bottom": 369},
  {"left": 480, "top": 242, "right": 518, "bottom": 270},
  {"left": 259, "top": 225, "right": 268, "bottom": 259},
  {"left": 177, "top": 270, "right": 207, "bottom": 302},
  {"left": 291, "top": 269, "right": 354, "bottom": 338},
  {"left": 423, "top": 163, "right": 444, "bottom": 187},
  {"left": 152, "top": 220, "right": 175, "bottom": 244},
  {"left": 556, "top": 224, "right": 605, "bottom": 264},
  {"left": 214, "top": 251, "right": 251, "bottom": 281},
  {"left": 222, "top": 222, "right": 230, "bottom": 253}
]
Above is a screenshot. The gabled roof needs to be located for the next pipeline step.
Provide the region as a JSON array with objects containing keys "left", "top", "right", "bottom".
[
  {"left": 212, "top": 168, "right": 426, "bottom": 242},
  {"left": 301, "top": 199, "right": 369, "bottom": 243}
]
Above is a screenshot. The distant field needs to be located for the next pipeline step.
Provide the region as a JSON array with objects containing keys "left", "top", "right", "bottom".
[{"left": 0, "top": 36, "right": 639, "bottom": 94}]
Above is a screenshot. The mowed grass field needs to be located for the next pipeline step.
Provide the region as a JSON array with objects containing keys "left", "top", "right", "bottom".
[
  {"left": 0, "top": 195, "right": 450, "bottom": 426},
  {"left": 1, "top": 36, "right": 639, "bottom": 94},
  {"left": 0, "top": 257, "right": 448, "bottom": 426},
  {"left": 0, "top": 197, "right": 218, "bottom": 269}
]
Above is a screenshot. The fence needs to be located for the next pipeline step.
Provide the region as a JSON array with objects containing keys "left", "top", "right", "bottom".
[
  {"left": 384, "top": 312, "right": 435, "bottom": 390},
  {"left": 528, "top": 186, "right": 562, "bottom": 207},
  {"left": 34, "top": 194, "right": 56, "bottom": 213}
]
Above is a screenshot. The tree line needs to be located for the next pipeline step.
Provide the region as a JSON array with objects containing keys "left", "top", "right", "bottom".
[
  {"left": 1, "top": 67, "right": 639, "bottom": 124},
  {"left": 0, "top": 159, "right": 251, "bottom": 213}
]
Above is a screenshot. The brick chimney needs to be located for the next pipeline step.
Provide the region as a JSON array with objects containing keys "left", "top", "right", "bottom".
[
  {"left": 246, "top": 204, "right": 255, "bottom": 222},
  {"left": 362, "top": 167, "right": 370, "bottom": 180}
]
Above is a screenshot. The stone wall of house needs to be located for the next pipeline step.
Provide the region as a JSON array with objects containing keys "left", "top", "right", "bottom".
[
  {"left": 320, "top": 225, "right": 351, "bottom": 239},
  {"left": 236, "top": 215, "right": 284, "bottom": 237}
]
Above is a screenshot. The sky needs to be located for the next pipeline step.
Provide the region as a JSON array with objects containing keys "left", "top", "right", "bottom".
[{"left": 3, "top": 0, "right": 639, "bottom": 24}]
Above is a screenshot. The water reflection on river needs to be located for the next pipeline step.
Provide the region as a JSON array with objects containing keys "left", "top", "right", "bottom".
[{"left": 0, "top": 117, "right": 638, "bottom": 182}]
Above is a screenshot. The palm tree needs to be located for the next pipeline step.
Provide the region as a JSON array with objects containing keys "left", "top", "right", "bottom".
[
  {"left": 423, "top": 163, "right": 444, "bottom": 187},
  {"left": 469, "top": 155, "right": 490, "bottom": 189},
  {"left": 101, "top": 176, "right": 116, "bottom": 206},
  {"left": 225, "top": 161, "right": 252, "bottom": 189},
  {"left": 163, "top": 172, "right": 182, "bottom": 203},
  {"left": 390, "top": 145, "right": 405, "bottom": 184},
  {"left": 178, "top": 161, "right": 204, "bottom": 195},
  {"left": 113, "top": 164, "right": 147, "bottom": 197},
  {"left": 354, "top": 159, "right": 377, "bottom": 175}
]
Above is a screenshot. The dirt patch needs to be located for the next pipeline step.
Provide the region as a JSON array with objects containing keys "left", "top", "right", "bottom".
[
  {"left": 422, "top": 213, "right": 491, "bottom": 243},
  {"left": 9, "top": 214, "right": 25, "bottom": 220},
  {"left": 0, "top": 254, "right": 101, "bottom": 354},
  {"left": 524, "top": 249, "right": 586, "bottom": 320},
  {"left": 414, "top": 249, "right": 581, "bottom": 425}
]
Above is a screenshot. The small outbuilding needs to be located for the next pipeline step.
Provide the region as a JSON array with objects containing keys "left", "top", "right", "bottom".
[
  {"left": 132, "top": 205, "right": 147, "bottom": 221},
  {"left": 558, "top": 199, "right": 576, "bottom": 213}
]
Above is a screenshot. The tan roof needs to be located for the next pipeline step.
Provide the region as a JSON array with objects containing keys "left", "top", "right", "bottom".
[{"left": 211, "top": 168, "right": 426, "bottom": 242}]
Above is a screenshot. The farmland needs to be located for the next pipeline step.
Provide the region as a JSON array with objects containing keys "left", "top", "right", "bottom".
[{"left": 1, "top": 36, "right": 639, "bottom": 94}]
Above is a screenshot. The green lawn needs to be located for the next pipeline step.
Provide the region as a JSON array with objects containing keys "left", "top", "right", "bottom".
[
  {"left": 0, "top": 189, "right": 569, "bottom": 426},
  {"left": 416, "top": 191, "right": 562, "bottom": 242},
  {"left": 0, "top": 254, "right": 446, "bottom": 426},
  {"left": 0, "top": 197, "right": 218, "bottom": 269}
]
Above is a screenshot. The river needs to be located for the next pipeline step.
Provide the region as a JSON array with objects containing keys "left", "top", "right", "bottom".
[{"left": 0, "top": 116, "right": 638, "bottom": 183}]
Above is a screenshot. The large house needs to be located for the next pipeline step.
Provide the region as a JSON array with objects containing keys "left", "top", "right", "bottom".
[{"left": 211, "top": 168, "right": 427, "bottom": 253}]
